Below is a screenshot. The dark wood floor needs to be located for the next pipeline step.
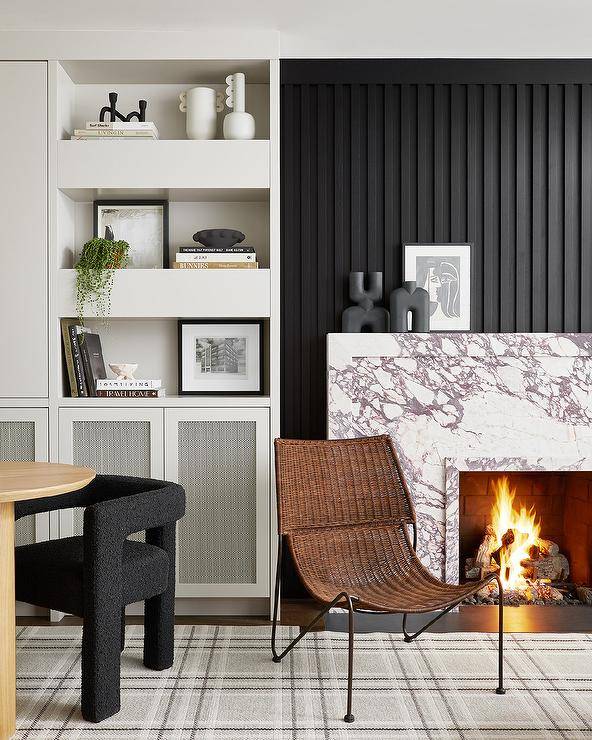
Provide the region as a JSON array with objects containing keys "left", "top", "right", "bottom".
[{"left": 16, "top": 600, "right": 592, "bottom": 632}]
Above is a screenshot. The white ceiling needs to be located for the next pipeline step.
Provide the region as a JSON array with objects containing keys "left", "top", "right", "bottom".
[{"left": 2, "top": 0, "right": 592, "bottom": 58}]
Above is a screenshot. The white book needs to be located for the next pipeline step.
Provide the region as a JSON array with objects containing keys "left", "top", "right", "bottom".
[
  {"left": 86, "top": 121, "right": 159, "bottom": 135},
  {"left": 175, "top": 252, "right": 256, "bottom": 263},
  {"left": 96, "top": 379, "right": 162, "bottom": 389},
  {"left": 72, "top": 129, "right": 157, "bottom": 138}
]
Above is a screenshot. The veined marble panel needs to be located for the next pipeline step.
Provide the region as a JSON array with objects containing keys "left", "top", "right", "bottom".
[{"left": 327, "top": 333, "right": 592, "bottom": 581}]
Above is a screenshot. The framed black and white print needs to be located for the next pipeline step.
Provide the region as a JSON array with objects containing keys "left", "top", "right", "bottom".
[
  {"left": 178, "top": 320, "right": 264, "bottom": 395},
  {"left": 93, "top": 200, "right": 168, "bottom": 269},
  {"left": 403, "top": 243, "right": 471, "bottom": 331}
]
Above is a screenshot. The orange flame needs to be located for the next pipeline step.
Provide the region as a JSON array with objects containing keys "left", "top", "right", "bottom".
[{"left": 490, "top": 476, "right": 541, "bottom": 590}]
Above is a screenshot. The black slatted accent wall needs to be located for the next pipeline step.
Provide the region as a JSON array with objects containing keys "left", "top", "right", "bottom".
[{"left": 281, "top": 60, "right": 592, "bottom": 439}]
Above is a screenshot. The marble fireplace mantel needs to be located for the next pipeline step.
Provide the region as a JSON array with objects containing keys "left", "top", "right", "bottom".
[{"left": 327, "top": 333, "right": 592, "bottom": 583}]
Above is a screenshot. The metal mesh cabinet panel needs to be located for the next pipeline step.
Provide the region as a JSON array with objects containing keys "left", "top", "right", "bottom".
[
  {"left": 0, "top": 420, "right": 36, "bottom": 546},
  {"left": 71, "top": 420, "right": 151, "bottom": 538},
  {"left": 177, "top": 419, "right": 257, "bottom": 585}
]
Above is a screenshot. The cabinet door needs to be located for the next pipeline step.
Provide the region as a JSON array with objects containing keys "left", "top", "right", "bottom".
[
  {"left": 58, "top": 408, "right": 164, "bottom": 537},
  {"left": 165, "top": 408, "right": 270, "bottom": 598},
  {"left": 0, "top": 63, "right": 48, "bottom": 396},
  {"left": 0, "top": 409, "right": 49, "bottom": 544}
]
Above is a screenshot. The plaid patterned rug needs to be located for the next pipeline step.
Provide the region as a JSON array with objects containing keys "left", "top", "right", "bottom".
[{"left": 14, "top": 625, "right": 592, "bottom": 739}]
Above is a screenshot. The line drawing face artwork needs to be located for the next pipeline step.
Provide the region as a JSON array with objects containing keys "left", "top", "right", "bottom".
[
  {"left": 404, "top": 244, "right": 471, "bottom": 330},
  {"left": 416, "top": 255, "right": 461, "bottom": 321}
]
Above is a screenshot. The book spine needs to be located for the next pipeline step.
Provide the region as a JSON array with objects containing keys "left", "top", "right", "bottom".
[
  {"left": 78, "top": 336, "right": 96, "bottom": 396},
  {"left": 179, "top": 246, "right": 255, "bottom": 253},
  {"left": 61, "top": 320, "right": 78, "bottom": 397},
  {"left": 172, "top": 261, "right": 258, "bottom": 269},
  {"left": 68, "top": 326, "right": 88, "bottom": 397},
  {"left": 175, "top": 253, "right": 256, "bottom": 263},
  {"left": 86, "top": 121, "right": 158, "bottom": 132},
  {"left": 72, "top": 130, "right": 157, "bottom": 138},
  {"left": 96, "top": 390, "right": 160, "bottom": 398},
  {"left": 96, "top": 380, "right": 162, "bottom": 390}
]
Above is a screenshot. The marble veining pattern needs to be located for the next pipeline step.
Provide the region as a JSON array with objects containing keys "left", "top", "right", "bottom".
[{"left": 327, "top": 333, "right": 592, "bottom": 582}]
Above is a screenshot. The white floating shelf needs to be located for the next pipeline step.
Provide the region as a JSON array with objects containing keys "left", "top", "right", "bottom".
[
  {"left": 57, "top": 396, "right": 271, "bottom": 408},
  {"left": 56, "top": 269, "right": 271, "bottom": 318},
  {"left": 57, "top": 140, "right": 270, "bottom": 190}
]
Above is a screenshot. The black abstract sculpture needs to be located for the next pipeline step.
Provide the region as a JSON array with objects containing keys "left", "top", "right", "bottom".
[
  {"left": 192, "top": 229, "right": 245, "bottom": 248},
  {"left": 342, "top": 272, "right": 389, "bottom": 332},
  {"left": 390, "top": 281, "right": 430, "bottom": 332},
  {"left": 99, "top": 92, "right": 147, "bottom": 122}
]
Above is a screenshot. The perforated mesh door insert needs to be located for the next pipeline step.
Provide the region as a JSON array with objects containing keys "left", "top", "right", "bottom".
[
  {"left": 177, "top": 419, "right": 257, "bottom": 585},
  {"left": 71, "top": 420, "right": 151, "bottom": 538},
  {"left": 0, "top": 420, "right": 37, "bottom": 545}
]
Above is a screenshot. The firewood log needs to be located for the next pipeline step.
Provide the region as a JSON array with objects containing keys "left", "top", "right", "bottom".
[
  {"left": 475, "top": 524, "right": 498, "bottom": 567},
  {"left": 521, "top": 553, "right": 569, "bottom": 581},
  {"left": 536, "top": 538, "right": 559, "bottom": 556}
]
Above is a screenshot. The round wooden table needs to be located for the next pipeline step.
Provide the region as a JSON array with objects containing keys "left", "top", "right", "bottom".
[{"left": 0, "top": 461, "right": 95, "bottom": 740}]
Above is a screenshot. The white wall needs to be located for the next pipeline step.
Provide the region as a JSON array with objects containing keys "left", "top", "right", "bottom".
[{"left": 1, "top": 0, "right": 592, "bottom": 60}]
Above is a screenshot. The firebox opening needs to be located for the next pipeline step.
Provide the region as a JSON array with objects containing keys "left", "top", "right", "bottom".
[{"left": 459, "top": 471, "right": 592, "bottom": 606}]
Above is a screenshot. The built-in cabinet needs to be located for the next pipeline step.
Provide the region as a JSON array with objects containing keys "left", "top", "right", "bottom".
[
  {"left": 0, "top": 63, "right": 48, "bottom": 397},
  {"left": 0, "top": 410, "right": 49, "bottom": 546},
  {"left": 0, "top": 46, "right": 279, "bottom": 616},
  {"left": 166, "top": 408, "right": 270, "bottom": 597}
]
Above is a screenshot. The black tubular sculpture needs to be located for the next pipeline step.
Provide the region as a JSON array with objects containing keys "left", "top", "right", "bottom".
[{"left": 14, "top": 475, "right": 185, "bottom": 722}]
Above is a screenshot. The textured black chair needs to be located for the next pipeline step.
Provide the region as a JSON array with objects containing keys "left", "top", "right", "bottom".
[{"left": 14, "top": 474, "right": 185, "bottom": 723}]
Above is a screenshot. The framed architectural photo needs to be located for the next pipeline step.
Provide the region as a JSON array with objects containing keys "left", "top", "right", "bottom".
[
  {"left": 403, "top": 243, "right": 471, "bottom": 331},
  {"left": 178, "top": 319, "right": 264, "bottom": 395},
  {"left": 93, "top": 200, "right": 168, "bottom": 269}
]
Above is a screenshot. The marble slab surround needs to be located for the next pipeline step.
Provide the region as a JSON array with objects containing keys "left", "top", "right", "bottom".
[{"left": 327, "top": 333, "right": 592, "bottom": 583}]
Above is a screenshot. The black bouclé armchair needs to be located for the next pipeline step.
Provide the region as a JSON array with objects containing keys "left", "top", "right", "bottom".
[{"left": 14, "top": 474, "right": 186, "bottom": 722}]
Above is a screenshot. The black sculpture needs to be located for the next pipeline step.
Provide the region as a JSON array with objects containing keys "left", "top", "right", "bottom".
[
  {"left": 342, "top": 272, "right": 389, "bottom": 332},
  {"left": 193, "top": 229, "right": 245, "bottom": 248},
  {"left": 99, "top": 92, "right": 147, "bottom": 123},
  {"left": 390, "top": 281, "right": 430, "bottom": 332}
]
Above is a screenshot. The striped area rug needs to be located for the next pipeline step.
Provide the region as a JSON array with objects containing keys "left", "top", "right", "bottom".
[{"left": 14, "top": 625, "right": 592, "bottom": 738}]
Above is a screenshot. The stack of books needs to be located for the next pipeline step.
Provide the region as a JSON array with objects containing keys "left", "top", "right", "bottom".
[
  {"left": 95, "top": 379, "right": 165, "bottom": 398},
  {"left": 61, "top": 319, "right": 165, "bottom": 398},
  {"left": 61, "top": 319, "right": 107, "bottom": 397},
  {"left": 172, "top": 246, "right": 258, "bottom": 269},
  {"left": 71, "top": 121, "right": 159, "bottom": 140}
]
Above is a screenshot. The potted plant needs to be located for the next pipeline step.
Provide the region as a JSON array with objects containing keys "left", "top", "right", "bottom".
[{"left": 75, "top": 237, "right": 130, "bottom": 325}]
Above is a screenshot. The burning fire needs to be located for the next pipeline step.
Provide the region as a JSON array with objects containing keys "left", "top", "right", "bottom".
[{"left": 490, "top": 476, "right": 541, "bottom": 591}]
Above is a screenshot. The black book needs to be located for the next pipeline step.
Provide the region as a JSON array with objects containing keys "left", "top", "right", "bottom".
[
  {"left": 79, "top": 332, "right": 107, "bottom": 397},
  {"left": 179, "top": 246, "right": 256, "bottom": 253},
  {"left": 68, "top": 325, "right": 88, "bottom": 397}
]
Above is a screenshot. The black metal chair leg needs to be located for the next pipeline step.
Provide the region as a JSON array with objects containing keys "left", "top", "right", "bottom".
[
  {"left": 495, "top": 575, "right": 506, "bottom": 695},
  {"left": 120, "top": 607, "right": 126, "bottom": 652},
  {"left": 343, "top": 595, "right": 355, "bottom": 723}
]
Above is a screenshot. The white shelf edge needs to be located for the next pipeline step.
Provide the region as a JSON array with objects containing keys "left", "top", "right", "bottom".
[
  {"left": 55, "top": 268, "right": 272, "bottom": 319},
  {"left": 57, "top": 396, "right": 271, "bottom": 408}
]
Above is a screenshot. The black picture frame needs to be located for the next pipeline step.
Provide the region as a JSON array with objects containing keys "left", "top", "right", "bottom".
[
  {"left": 178, "top": 319, "right": 265, "bottom": 396},
  {"left": 93, "top": 199, "right": 169, "bottom": 269}
]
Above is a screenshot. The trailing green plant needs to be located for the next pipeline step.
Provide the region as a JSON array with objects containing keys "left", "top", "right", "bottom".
[{"left": 75, "top": 237, "right": 130, "bottom": 325}]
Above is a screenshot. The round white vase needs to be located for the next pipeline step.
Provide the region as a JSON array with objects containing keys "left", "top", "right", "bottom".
[
  {"left": 223, "top": 111, "right": 255, "bottom": 140},
  {"left": 179, "top": 87, "right": 223, "bottom": 140}
]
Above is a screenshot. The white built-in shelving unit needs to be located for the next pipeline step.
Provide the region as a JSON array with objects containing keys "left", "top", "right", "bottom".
[{"left": 0, "top": 32, "right": 280, "bottom": 617}]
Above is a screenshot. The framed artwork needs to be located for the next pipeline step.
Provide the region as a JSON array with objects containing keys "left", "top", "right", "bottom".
[
  {"left": 178, "top": 319, "right": 264, "bottom": 395},
  {"left": 93, "top": 200, "right": 168, "bottom": 269},
  {"left": 403, "top": 243, "right": 471, "bottom": 331}
]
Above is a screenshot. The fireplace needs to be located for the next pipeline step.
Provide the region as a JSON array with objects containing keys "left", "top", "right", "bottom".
[{"left": 459, "top": 470, "right": 592, "bottom": 605}]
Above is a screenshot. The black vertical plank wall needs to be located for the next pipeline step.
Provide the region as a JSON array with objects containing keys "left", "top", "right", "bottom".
[{"left": 281, "top": 60, "right": 592, "bottom": 440}]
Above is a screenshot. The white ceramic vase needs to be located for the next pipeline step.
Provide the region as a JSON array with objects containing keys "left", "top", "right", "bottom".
[
  {"left": 223, "top": 73, "right": 255, "bottom": 140},
  {"left": 179, "top": 86, "right": 224, "bottom": 140}
]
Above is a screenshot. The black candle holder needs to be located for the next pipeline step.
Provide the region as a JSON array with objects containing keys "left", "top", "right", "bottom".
[{"left": 99, "top": 92, "right": 147, "bottom": 123}]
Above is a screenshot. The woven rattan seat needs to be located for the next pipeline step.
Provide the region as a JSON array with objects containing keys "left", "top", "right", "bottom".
[{"left": 271, "top": 435, "right": 505, "bottom": 723}]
